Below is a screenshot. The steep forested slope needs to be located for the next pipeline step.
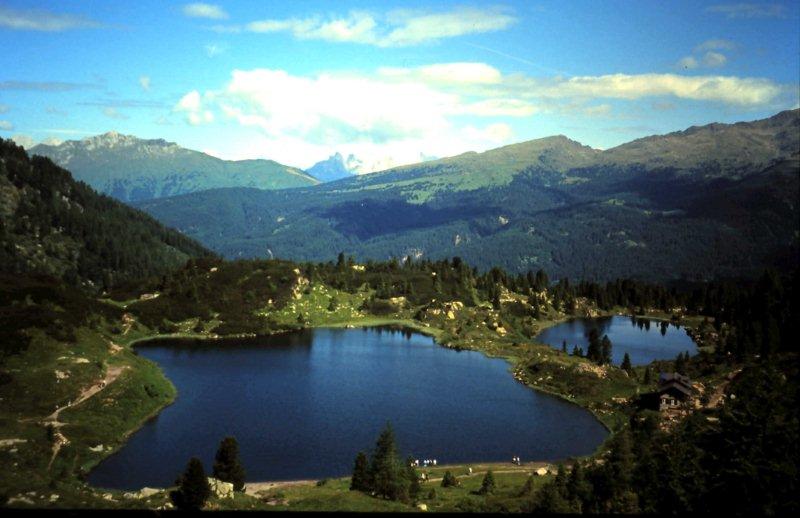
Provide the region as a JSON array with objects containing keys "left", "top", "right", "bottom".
[{"left": 0, "top": 138, "right": 214, "bottom": 289}]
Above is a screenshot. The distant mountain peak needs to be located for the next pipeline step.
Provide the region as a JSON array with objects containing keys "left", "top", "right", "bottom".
[{"left": 307, "top": 152, "right": 362, "bottom": 182}]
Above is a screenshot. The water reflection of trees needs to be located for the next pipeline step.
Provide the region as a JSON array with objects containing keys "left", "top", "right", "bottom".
[{"left": 584, "top": 316, "right": 612, "bottom": 339}]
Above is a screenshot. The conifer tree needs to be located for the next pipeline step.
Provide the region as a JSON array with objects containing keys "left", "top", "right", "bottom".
[
  {"left": 404, "top": 456, "right": 420, "bottom": 501},
  {"left": 478, "top": 470, "right": 496, "bottom": 495},
  {"left": 171, "top": 457, "right": 211, "bottom": 511},
  {"left": 620, "top": 352, "right": 633, "bottom": 375},
  {"left": 441, "top": 471, "right": 459, "bottom": 487},
  {"left": 369, "top": 423, "right": 404, "bottom": 500},
  {"left": 586, "top": 328, "right": 601, "bottom": 363},
  {"left": 350, "top": 451, "right": 371, "bottom": 492},
  {"left": 213, "top": 436, "right": 246, "bottom": 491},
  {"left": 601, "top": 334, "right": 613, "bottom": 365}
]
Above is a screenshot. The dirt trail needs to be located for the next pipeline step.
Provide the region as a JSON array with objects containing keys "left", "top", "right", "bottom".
[
  {"left": 244, "top": 463, "right": 543, "bottom": 496},
  {"left": 43, "top": 365, "right": 127, "bottom": 423},
  {"left": 43, "top": 364, "right": 127, "bottom": 469},
  {"left": 706, "top": 368, "right": 743, "bottom": 409}
]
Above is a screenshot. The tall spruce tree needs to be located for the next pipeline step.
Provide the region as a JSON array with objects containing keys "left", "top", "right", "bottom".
[
  {"left": 586, "top": 328, "right": 602, "bottom": 363},
  {"left": 212, "top": 436, "right": 246, "bottom": 491},
  {"left": 369, "top": 422, "right": 404, "bottom": 500},
  {"left": 621, "top": 352, "right": 633, "bottom": 375},
  {"left": 171, "top": 457, "right": 211, "bottom": 511},
  {"left": 601, "top": 335, "right": 613, "bottom": 365},
  {"left": 350, "top": 451, "right": 371, "bottom": 492}
]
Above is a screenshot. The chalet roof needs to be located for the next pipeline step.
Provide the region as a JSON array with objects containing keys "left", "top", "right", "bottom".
[
  {"left": 659, "top": 380, "right": 693, "bottom": 397},
  {"left": 659, "top": 372, "right": 691, "bottom": 386}
]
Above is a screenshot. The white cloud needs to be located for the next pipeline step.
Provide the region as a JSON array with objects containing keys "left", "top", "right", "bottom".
[
  {"left": 205, "top": 43, "right": 226, "bottom": 57},
  {"left": 0, "top": 104, "right": 8, "bottom": 114},
  {"left": 139, "top": 75, "right": 151, "bottom": 91},
  {"left": 182, "top": 3, "right": 228, "bottom": 20},
  {"left": 702, "top": 51, "right": 728, "bottom": 68},
  {"left": 0, "top": 120, "right": 14, "bottom": 131},
  {"left": 695, "top": 39, "right": 737, "bottom": 52},
  {"left": 174, "top": 65, "right": 790, "bottom": 169},
  {"left": 45, "top": 106, "right": 68, "bottom": 116},
  {"left": 706, "top": 3, "right": 786, "bottom": 18},
  {"left": 229, "top": 7, "right": 517, "bottom": 47},
  {"left": 677, "top": 56, "right": 699, "bottom": 70},
  {"left": 176, "top": 90, "right": 215, "bottom": 125},
  {"left": 102, "top": 107, "right": 129, "bottom": 120},
  {"left": 0, "top": 6, "right": 102, "bottom": 31},
  {"left": 11, "top": 134, "right": 36, "bottom": 148},
  {"left": 518, "top": 73, "right": 783, "bottom": 105},
  {"left": 379, "top": 62, "right": 503, "bottom": 85}
]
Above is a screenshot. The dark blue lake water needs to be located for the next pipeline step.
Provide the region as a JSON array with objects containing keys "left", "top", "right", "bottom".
[
  {"left": 536, "top": 316, "right": 697, "bottom": 366},
  {"left": 88, "top": 327, "right": 608, "bottom": 490}
]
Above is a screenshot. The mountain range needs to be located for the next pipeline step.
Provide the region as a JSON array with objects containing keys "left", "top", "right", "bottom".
[
  {"left": 134, "top": 109, "right": 799, "bottom": 282},
  {"left": 29, "top": 132, "right": 318, "bottom": 202}
]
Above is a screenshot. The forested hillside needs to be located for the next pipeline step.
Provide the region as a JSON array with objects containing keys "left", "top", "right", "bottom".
[
  {"left": 0, "top": 138, "right": 214, "bottom": 289},
  {"left": 137, "top": 110, "right": 799, "bottom": 282}
]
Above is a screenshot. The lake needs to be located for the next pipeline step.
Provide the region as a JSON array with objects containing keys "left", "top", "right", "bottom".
[
  {"left": 88, "top": 326, "right": 608, "bottom": 490},
  {"left": 536, "top": 316, "right": 697, "bottom": 366}
]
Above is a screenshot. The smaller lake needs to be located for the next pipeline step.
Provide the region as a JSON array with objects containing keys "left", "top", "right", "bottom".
[{"left": 536, "top": 316, "right": 697, "bottom": 366}]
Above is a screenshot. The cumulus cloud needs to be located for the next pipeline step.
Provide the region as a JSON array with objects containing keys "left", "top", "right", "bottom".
[
  {"left": 706, "top": 3, "right": 786, "bottom": 18},
  {"left": 0, "top": 6, "right": 102, "bottom": 31},
  {"left": 702, "top": 51, "right": 728, "bottom": 68},
  {"left": 222, "top": 7, "right": 516, "bottom": 47},
  {"left": 0, "top": 120, "right": 13, "bottom": 131},
  {"left": 176, "top": 90, "right": 215, "bottom": 125},
  {"left": 174, "top": 65, "right": 790, "bottom": 169},
  {"left": 182, "top": 3, "right": 228, "bottom": 20}
]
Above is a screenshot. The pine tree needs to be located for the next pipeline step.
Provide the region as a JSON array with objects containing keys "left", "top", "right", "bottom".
[
  {"left": 441, "top": 470, "right": 459, "bottom": 487},
  {"left": 586, "top": 328, "right": 601, "bottom": 363},
  {"left": 620, "top": 352, "right": 633, "bottom": 375},
  {"left": 643, "top": 366, "right": 652, "bottom": 385},
  {"left": 171, "top": 457, "right": 211, "bottom": 511},
  {"left": 212, "top": 436, "right": 246, "bottom": 491},
  {"left": 478, "top": 470, "right": 496, "bottom": 495},
  {"left": 601, "top": 335, "right": 613, "bottom": 365},
  {"left": 369, "top": 422, "right": 404, "bottom": 500},
  {"left": 350, "top": 451, "right": 371, "bottom": 491},
  {"left": 530, "top": 481, "right": 572, "bottom": 513},
  {"left": 566, "top": 460, "right": 591, "bottom": 511},
  {"left": 404, "top": 456, "right": 420, "bottom": 501},
  {"left": 562, "top": 340, "right": 568, "bottom": 353}
]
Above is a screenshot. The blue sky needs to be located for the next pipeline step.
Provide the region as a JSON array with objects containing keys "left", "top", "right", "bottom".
[{"left": 1, "top": 1, "right": 798, "bottom": 171}]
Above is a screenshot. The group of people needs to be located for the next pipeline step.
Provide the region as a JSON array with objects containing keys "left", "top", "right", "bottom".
[
  {"left": 411, "top": 458, "right": 438, "bottom": 467},
  {"left": 511, "top": 456, "right": 523, "bottom": 465}
]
